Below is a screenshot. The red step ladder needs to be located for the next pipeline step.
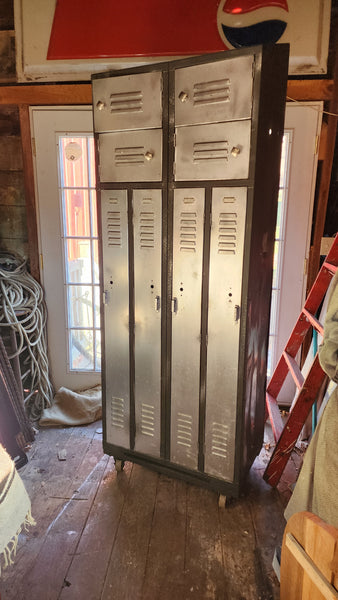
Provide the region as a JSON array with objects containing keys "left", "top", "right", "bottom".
[{"left": 264, "top": 233, "right": 338, "bottom": 487}]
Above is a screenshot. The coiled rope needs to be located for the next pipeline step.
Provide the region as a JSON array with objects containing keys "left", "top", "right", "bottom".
[{"left": 0, "top": 253, "right": 53, "bottom": 420}]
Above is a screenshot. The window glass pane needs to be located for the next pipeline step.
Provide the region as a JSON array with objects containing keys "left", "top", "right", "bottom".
[
  {"left": 60, "top": 137, "right": 89, "bottom": 188},
  {"left": 279, "top": 132, "right": 290, "bottom": 188},
  {"left": 70, "top": 329, "right": 94, "bottom": 370},
  {"left": 91, "top": 190, "right": 98, "bottom": 237},
  {"left": 94, "top": 285, "right": 101, "bottom": 329},
  {"left": 275, "top": 190, "right": 284, "bottom": 240},
  {"left": 95, "top": 329, "right": 101, "bottom": 372},
  {"left": 68, "top": 285, "right": 93, "bottom": 327},
  {"left": 269, "top": 289, "right": 278, "bottom": 336},
  {"left": 88, "top": 138, "right": 97, "bottom": 188},
  {"left": 93, "top": 240, "right": 99, "bottom": 285},
  {"left": 272, "top": 240, "right": 280, "bottom": 289},
  {"left": 267, "top": 336, "right": 275, "bottom": 378},
  {"left": 64, "top": 189, "right": 90, "bottom": 237},
  {"left": 66, "top": 239, "right": 92, "bottom": 284}
]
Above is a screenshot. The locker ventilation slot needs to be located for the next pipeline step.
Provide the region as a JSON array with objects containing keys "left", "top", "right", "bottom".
[
  {"left": 110, "top": 397, "right": 125, "bottom": 429},
  {"left": 110, "top": 90, "right": 143, "bottom": 114},
  {"left": 139, "top": 211, "right": 155, "bottom": 249},
  {"left": 115, "top": 146, "right": 145, "bottom": 166},
  {"left": 211, "top": 423, "right": 229, "bottom": 459},
  {"left": 106, "top": 210, "right": 122, "bottom": 247},
  {"left": 180, "top": 212, "right": 197, "bottom": 253},
  {"left": 193, "top": 79, "right": 230, "bottom": 106},
  {"left": 141, "top": 403, "right": 155, "bottom": 437},
  {"left": 218, "top": 212, "right": 237, "bottom": 255},
  {"left": 177, "top": 413, "right": 193, "bottom": 449},
  {"left": 193, "top": 141, "right": 229, "bottom": 163}
]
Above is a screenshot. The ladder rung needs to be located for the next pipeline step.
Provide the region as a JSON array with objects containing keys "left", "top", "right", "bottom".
[
  {"left": 266, "top": 392, "right": 284, "bottom": 441},
  {"left": 323, "top": 261, "right": 338, "bottom": 275},
  {"left": 282, "top": 351, "right": 304, "bottom": 389},
  {"left": 302, "top": 308, "right": 324, "bottom": 336}
]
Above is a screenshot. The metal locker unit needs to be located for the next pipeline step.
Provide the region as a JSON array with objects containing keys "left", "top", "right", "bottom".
[{"left": 92, "top": 44, "right": 289, "bottom": 498}]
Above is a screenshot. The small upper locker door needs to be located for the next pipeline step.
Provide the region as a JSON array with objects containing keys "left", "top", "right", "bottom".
[
  {"left": 93, "top": 71, "right": 163, "bottom": 183},
  {"left": 174, "top": 55, "right": 253, "bottom": 182}
]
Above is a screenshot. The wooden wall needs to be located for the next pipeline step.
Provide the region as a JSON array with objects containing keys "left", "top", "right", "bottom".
[{"left": 0, "top": 1, "right": 28, "bottom": 260}]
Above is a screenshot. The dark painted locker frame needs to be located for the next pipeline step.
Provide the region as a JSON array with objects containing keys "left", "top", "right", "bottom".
[{"left": 92, "top": 43, "right": 289, "bottom": 498}]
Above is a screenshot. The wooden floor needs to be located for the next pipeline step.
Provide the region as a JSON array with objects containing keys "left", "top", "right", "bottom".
[{"left": 0, "top": 421, "right": 301, "bottom": 600}]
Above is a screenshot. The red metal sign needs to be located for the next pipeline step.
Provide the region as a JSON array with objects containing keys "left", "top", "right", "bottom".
[{"left": 47, "top": 0, "right": 289, "bottom": 60}]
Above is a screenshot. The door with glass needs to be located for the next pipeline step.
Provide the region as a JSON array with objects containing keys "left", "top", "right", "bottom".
[{"left": 31, "top": 107, "right": 101, "bottom": 391}]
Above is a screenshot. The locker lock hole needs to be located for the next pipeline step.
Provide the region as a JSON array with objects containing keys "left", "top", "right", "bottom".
[{"left": 150, "top": 284, "right": 154, "bottom": 289}]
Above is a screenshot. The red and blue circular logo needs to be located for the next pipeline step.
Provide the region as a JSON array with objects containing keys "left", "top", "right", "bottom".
[{"left": 217, "top": 0, "right": 289, "bottom": 49}]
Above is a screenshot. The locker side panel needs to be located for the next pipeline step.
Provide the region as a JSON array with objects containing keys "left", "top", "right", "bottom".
[
  {"left": 101, "top": 190, "right": 130, "bottom": 448},
  {"left": 170, "top": 189, "right": 204, "bottom": 470},
  {"left": 204, "top": 188, "right": 247, "bottom": 481},
  {"left": 133, "top": 190, "right": 162, "bottom": 456}
]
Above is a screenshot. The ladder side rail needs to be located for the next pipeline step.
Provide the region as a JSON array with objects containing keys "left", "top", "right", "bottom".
[
  {"left": 264, "top": 355, "right": 328, "bottom": 487},
  {"left": 267, "top": 315, "right": 312, "bottom": 399}
]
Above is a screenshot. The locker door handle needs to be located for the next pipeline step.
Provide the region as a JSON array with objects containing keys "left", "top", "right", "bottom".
[
  {"left": 171, "top": 298, "right": 178, "bottom": 314},
  {"left": 155, "top": 295, "right": 161, "bottom": 312},
  {"left": 234, "top": 305, "right": 240, "bottom": 322}
]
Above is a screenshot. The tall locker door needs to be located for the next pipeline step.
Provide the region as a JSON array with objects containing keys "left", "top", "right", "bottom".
[
  {"left": 133, "top": 190, "right": 162, "bottom": 457},
  {"left": 204, "top": 188, "right": 247, "bottom": 481},
  {"left": 101, "top": 190, "right": 130, "bottom": 448},
  {"left": 170, "top": 189, "right": 204, "bottom": 470}
]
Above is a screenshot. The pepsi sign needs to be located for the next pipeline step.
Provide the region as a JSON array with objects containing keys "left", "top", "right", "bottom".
[{"left": 217, "top": 0, "right": 289, "bottom": 49}]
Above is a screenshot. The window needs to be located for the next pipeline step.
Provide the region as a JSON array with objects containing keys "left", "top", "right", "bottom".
[
  {"left": 267, "top": 131, "right": 292, "bottom": 377},
  {"left": 58, "top": 136, "right": 101, "bottom": 372}
]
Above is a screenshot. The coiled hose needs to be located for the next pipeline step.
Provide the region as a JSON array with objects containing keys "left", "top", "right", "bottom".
[{"left": 0, "top": 253, "right": 53, "bottom": 420}]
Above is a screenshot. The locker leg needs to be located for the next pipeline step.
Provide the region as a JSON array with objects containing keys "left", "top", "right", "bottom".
[
  {"left": 218, "top": 494, "right": 227, "bottom": 509},
  {"left": 115, "top": 459, "right": 125, "bottom": 472}
]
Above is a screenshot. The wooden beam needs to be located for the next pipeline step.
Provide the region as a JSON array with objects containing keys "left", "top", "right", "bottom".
[
  {"left": 0, "top": 79, "right": 334, "bottom": 106},
  {"left": 18, "top": 105, "right": 40, "bottom": 281},
  {"left": 0, "top": 83, "right": 92, "bottom": 105},
  {"left": 287, "top": 79, "right": 334, "bottom": 101}
]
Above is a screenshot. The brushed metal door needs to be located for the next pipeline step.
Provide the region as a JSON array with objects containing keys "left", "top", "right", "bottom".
[
  {"left": 93, "top": 70, "right": 163, "bottom": 133},
  {"left": 170, "top": 188, "right": 204, "bottom": 470},
  {"left": 133, "top": 189, "right": 162, "bottom": 456},
  {"left": 175, "top": 55, "right": 253, "bottom": 127},
  {"left": 101, "top": 190, "right": 130, "bottom": 448},
  {"left": 175, "top": 121, "right": 251, "bottom": 181},
  {"left": 99, "top": 129, "right": 163, "bottom": 182},
  {"left": 204, "top": 188, "right": 247, "bottom": 481}
]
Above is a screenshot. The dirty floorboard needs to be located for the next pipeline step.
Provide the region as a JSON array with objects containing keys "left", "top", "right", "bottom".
[{"left": 0, "top": 421, "right": 301, "bottom": 600}]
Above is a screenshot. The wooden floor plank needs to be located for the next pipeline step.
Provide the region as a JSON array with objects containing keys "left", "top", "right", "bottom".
[
  {"left": 59, "top": 459, "right": 132, "bottom": 599},
  {"left": 101, "top": 463, "right": 159, "bottom": 600},
  {"left": 141, "top": 475, "right": 188, "bottom": 600},
  {"left": 218, "top": 493, "right": 261, "bottom": 599},
  {"left": 21, "top": 454, "right": 109, "bottom": 600},
  {"left": 182, "top": 485, "right": 226, "bottom": 600}
]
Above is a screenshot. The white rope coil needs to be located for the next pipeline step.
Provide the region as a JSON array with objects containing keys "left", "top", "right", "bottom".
[{"left": 0, "top": 253, "right": 53, "bottom": 420}]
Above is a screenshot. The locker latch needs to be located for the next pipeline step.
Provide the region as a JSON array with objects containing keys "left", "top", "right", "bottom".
[
  {"left": 155, "top": 295, "right": 161, "bottom": 312},
  {"left": 234, "top": 304, "right": 240, "bottom": 322},
  {"left": 171, "top": 298, "right": 178, "bottom": 314}
]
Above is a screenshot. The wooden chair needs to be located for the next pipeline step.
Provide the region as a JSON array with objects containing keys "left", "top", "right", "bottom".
[{"left": 280, "top": 511, "right": 338, "bottom": 599}]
